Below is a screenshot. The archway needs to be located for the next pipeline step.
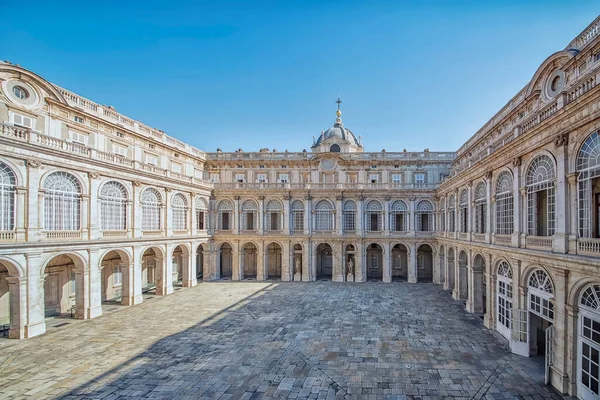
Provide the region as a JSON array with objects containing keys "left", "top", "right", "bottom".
[
  {"left": 219, "top": 243, "right": 232, "bottom": 279},
  {"left": 496, "top": 260, "right": 513, "bottom": 340},
  {"left": 527, "top": 269, "right": 554, "bottom": 358},
  {"left": 577, "top": 283, "right": 600, "bottom": 399},
  {"left": 391, "top": 244, "right": 408, "bottom": 281},
  {"left": 292, "top": 244, "right": 303, "bottom": 280},
  {"left": 457, "top": 250, "right": 468, "bottom": 301},
  {"left": 43, "top": 254, "right": 82, "bottom": 318},
  {"left": 0, "top": 261, "right": 20, "bottom": 338},
  {"left": 316, "top": 243, "right": 333, "bottom": 280},
  {"left": 141, "top": 248, "right": 158, "bottom": 293},
  {"left": 471, "top": 254, "right": 486, "bottom": 314},
  {"left": 242, "top": 243, "right": 257, "bottom": 280},
  {"left": 266, "top": 242, "right": 282, "bottom": 280},
  {"left": 100, "top": 250, "right": 130, "bottom": 305},
  {"left": 172, "top": 245, "right": 190, "bottom": 287},
  {"left": 196, "top": 243, "right": 208, "bottom": 281},
  {"left": 366, "top": 243, "right": 383, "bottom": 281},
  {"left": 439, "top": 245, "right": 446, "bottom": 285},
  {"left": 446, "top": 248, "right": 455, "bottom": 291},
  {"left": 417, "top": 244, "right": 433, "bottom": 282}
]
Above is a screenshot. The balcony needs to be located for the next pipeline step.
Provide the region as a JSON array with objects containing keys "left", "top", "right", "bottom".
[
  {"left": 525, "top": 236, "right": 553, "bottom": 251},
  {"left": 213, "top": 182, "right": 438, "bottom": 191},
  {"left": 493, "top": 234, "right": 512, "bottom": 246},
  {"left": 43, "top": 231, "right": 82, "bottom": 240},
  {"left": 577, "top": 238, "right": 600, "bottom": 256}
]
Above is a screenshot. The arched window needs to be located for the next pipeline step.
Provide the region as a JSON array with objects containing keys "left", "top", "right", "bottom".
[
  {"left": 365, "top": 200, "right": 383, "bottom": 231},
  {"left": 141, "top": 188, "right": 162, "bottom": 231},
  {"left": 390, "top": 200, "right": 408, "bottom": 232},
  {"left": 241, "top": 200, "right": 257, "bottom": 231},
  {"left": 266, "top": 200, "right": 283, "bottom": 231},
  {"left": 474, "top": 182, "right": 487, "bottom": 234},
  {"left": 495, "top": 171, "right": 514, "bottom": 235},
  {"left": 0, "top": 162, "right": 16, "bottom": 231},
  {"left": 526, "top": 155, "right": 556, "bottom": 236},
  {"left": 415, "top": 200, "right": 434, "bottom": 231},
  {"left": 314, "top": 200, "right": 334, "bottom": 231},
  {"left": 291, "top": 200, "right": 304, "bottom": 232},
  {"left": 343, "top": 200, "right": 356, "bottom": 231},
  {"left": 578, "top": 284, "right": 600, "bottom": 398},
  {"left": 99, "top": 181, "right": 127, "bottom": 231},
  {"left": 330, "top": 144, "right": 340, "bottom": 152},
  {"left": 577, "top": 131, "right": 600, "bottom": 238},
  {"left": 448, "top": 194, "right": 456, "bottom": 232},
  {"left": 217, "top": 200, "right": 233, "bottom": 231},
  {"left": 171, "top": 193, "right": 188, "bottom": 231},
  {"left": 195, "top": 197, "right": 208, "bottom": 231},
  {"left": 527, "top": 269, "right": 554, "bottom": 321},
  {"left": 496, "top": 261, "right": 513, "bottom": 335},
  {"left": 459, "top": 189, "right": 468, "bottom": 233},
  {"left": 43, "top": 172, "right": 81, "bottom": 231}
]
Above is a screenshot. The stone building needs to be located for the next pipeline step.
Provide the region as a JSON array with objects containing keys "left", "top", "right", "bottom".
[{"left": 0, "top": 15, "right": 599, "bottom": 400}]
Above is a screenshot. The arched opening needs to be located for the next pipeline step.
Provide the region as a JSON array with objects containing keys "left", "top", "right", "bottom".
[
  {"left": 345, "top": 244, "right": 356, "bottom": 280},
  {"left": 457, "top": 250, "right": 468, "bottom": 301},
  {"left": 577, "top": 283, "right": 600, "bottom": 399},
  {"left": 241, "top": 200, "right": 258, "bottom": 232},
  {"left": 43, "top": 254, "right": 80, "bottom": 318},
  {"left": 365, "top": 201, "right": 383, "bottom": 232},
  {"left": 459, "top": 189, "right": 468, "bottom": 233},
  {"left": 100, "top": 250, "right": 129, "bottom": 305},
  {"left": 415, "top": 201, "right": 434, "bottom": 231},
  {"left": 172, "top": 245, "right": 190, "bottom": 287},
  {"left": 495, "top": 171, "right": 514, "bottom": 235},
  {"left": 141, "top": 248, "right": 158, "bottom": 293},
  {"left": 0, "top": 261, "right": 22, "bottom": 338},
  {"left": 526, "top": 155, "right": 556, "bottom": 236},
  {"left": 316, "top": 243, "right": 333, "bottom": 280},
  {"left": 219, "top": 243, "right": 232, "bottom": 279},
  {"left": 242, "top": 243, "right": 257, "bottom": 280},
  {"left": 265, "top": 200, "right": 283, "bottom": 232},
  {"left": 329, "top": 144, "right": 340, "bottom": 152},
  {"left": 196, "top": 244, "right": 208, "bottom": 281},
  {"left": 417, "top": 244, "right": 433, "bottom": 282},
  {"left": 496, "top": 260, "right": 513, "bottom": 339},
  {"left": 293, "top": 244, "right": 303, "bottom": 279},
  {"left": 577, "top": 131, "right": 600, "bottom": 238},
  {"left": 446, "top": 248, "right": 455, "bottom": 291},
  {"left": 439, "top": 245, "right": 445, "bottom": 285},
  {"left": 391, "top": 244, "right": 408, "bottom": 281},
  {"left": 527, "top": 269, "right": 554, "bottom": 358},
  {"left": 266, "top": 243, "right": 282, "bottom": 280},
  {"left": 472, "top": 254, "right": 486, "bottom": 314},
  {"left": 291, "top": 201, "right": 304, "bottom": 232},
  {"left": 343, "top": 201, "right": 357, "bottom": 232},
  {"left": 366, "top": 243, "right": 383, "bottom": 281}
]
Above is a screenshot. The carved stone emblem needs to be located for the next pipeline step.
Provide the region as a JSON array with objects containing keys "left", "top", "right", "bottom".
[
  {"left": 89, "top": 172, "right": 100, "bottom": 179},
  {"left": 554, "top": 133, "right": 569, "bottom": 148},
  {"left": 512, "top": 157, "right": 522, "bottom": 167},
  {"left": 27, "top": 160, "right": 41, "bottom": 168}
]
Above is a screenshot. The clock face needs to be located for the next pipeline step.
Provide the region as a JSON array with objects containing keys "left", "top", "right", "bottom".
[{"left": 321, "top": 158, "right": 336, "bottom": 171}]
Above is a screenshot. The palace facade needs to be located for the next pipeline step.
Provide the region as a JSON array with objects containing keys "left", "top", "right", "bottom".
[{"left": 0, "top": 15, "right": 599, "bottom": 399}]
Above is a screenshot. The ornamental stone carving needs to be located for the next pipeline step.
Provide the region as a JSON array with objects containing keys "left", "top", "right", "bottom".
[
  {"left": 554, "top": 133, "right": 569, "bottom": 148},
  {"left": 133, "top": 181, "right": 142, "bottom": 187},
  {"left": 89, "top": 172, "right": 100, "bottom": 179},
  {"left": 512, "top": 157, "right": 522, "bottom": 167},
  {"left": 27, "top": 160, "right": 41, "bottom": 168}
]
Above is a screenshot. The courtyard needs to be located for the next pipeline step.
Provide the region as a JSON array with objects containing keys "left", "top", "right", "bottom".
[{"left": 0, "top": 281, "right": 571, "bottom": 400}]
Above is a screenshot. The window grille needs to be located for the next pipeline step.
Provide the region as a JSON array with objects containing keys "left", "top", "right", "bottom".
[
  {"left": 195, "top": 197, "right": 208, "bottom": 230},
  {"left": 390, "top": 200, "right": 408, "bottom": 232},
  {"left": 343, "top": 200, "right": 356, "bottom": 231},
  {"left": 495, "top": 171, "right": 514, "bottom": 235},
  {"left": 577, "top": 131, "right": 600, "bottom": 237},
  {"left": 100, "top": 181, "right": 127, "bottom": 231},
  {"left": 459, "top": 189, "right": 469, "bottom": 233},
  {"left": 217, "top": 200, "right": 233, "bottom": 231},
  {"left": 314, "top": 200, "right": 334, "bottom": 231},
  {"left": 171, "top": 193, "right": 188, "bottom": 231},
  {"left": 526, "top": 155, "right": 556, "bottom": 236},
  {"left": 580, "top": 284, "right": 600, "bottom": 311},
  {"left": 0, "top": 162, "right": 16, "bottom": 231},
  {"left": 497, "top": 261, "right": 513, "bottom": 330},
  {"left": 43, "top": 171, "right": 81, "bottom": 231},
  {"left": 291, "top": 200, "right": 304, "bottom": 231},
  {"left": 141, "top": 188, "right": 162, "bottom": 231},
  {"left": 266, "top": 200, "right": 282, "bottom": 231},
  {"left": 474, "top": 182, "right": 487, "bottom": 234},
  {"left": 448, "top": 194, "right": 456, "bottom": 232},
  {"left": 527, "top": 269, "right": 555, "bottom": 321},
  {"left": 365, "top": 200, "right": 383, "bottom": 231},
  {"left": 241, "top": 200, "right": 257, "bottom": 231},
  {"left": 415, "top": 200, "right": 434, "bottom": 231}
]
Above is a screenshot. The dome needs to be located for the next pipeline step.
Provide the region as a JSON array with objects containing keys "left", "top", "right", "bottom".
[{"left": 315, "top": 117, "right": 361, "bottom": 147}]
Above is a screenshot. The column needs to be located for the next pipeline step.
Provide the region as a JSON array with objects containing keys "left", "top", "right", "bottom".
[
  {"left": 233, "top": 242, "right": 241, "bottom": 281},
  {"left": 15, "top": 188, "right": 26, "bottom": 241},
  {"left": 129, "top": 246, "right": 144, "bottom": 304},
  {"left": 336, "top": 196, "right": 343, "bottom": 236},
  {"left": 550, "top": 269, "right": 570, "bottom": 393},
  {"left": 25, "top": 253, "right": 46, "bottom": 338},
  {"left": 408, "top": 243, "right": 417, "bottom": 283},
  {"left": 181, "top": 251, "right": 196, "bottom": 287},
  {"left": 234, "top": 196, "right": 240, "bottom": 234},
  {"left": 466, "top": 184, "right": 472, "bottom": 241},
  {"left": 257, "top": 241, "right": 265, "bottom": 281},
  {"left": 258, "top": 197, "right": 265, "bottom": 235},
  {"left": 382, "top": 242, "right": 391, "bottom": 283},
  {"left": 554, "top": 135, "right": 569, "bottom": 253},
  {"left": 302, "top": 240, "right": 310, "bottom": 282},
  {"left": 408, "top": 198, "right": 416, "bottom": 233},
  {"left": 304, "top": 196, "right": 311, "bottom": 235},
  {"left": 484, "top": 253, "right": 494, "bottom": 329},
  {"left": 5, "top": 276, "right": 26, "bottom": 339},
  {"left": 283, "top": 196, "right": 290, "bottom": 234},
  {"left": 191, "top": 195, "right": 198, "bottom": 236},
  {"left": 132, "top": 183, "right": 143, "bottom": 238},
  {"left": 333, "top": 241, "right": 344, "bottom": 282},
  {"left": 485, "top": 175, "right": 492, "bottom": 243},
  {"left": 85, "top": 249, "right": 102, "bottom": 318},
  {"left": 384, "top": 198, "right": 390, "bottom": 236},
  {"left": 165, "top": 189, "right": 173, "bottom": 237},
  {"left": 433, "top": 249, "right": 441, "bottom": 284},
  {"left": 452, "top": 258, "right": 460, "bottom": 300},
  {"left": 357, "top": 197, "right": 364, "bottom": 235},
  {"left": 281, "top": 241, "right": 291, "bottom": 281},
  {"left": 89, "top": 174, "right": 101, "bottom": 240},
  {"left": 355, "top": 242, "right": 365, "bottom": 282},
  {"left": 155, "top": 254, "right": 173, "bottom": 295},
  {"left": 567, "top": 173, "right": 578, "bottom": 253}
]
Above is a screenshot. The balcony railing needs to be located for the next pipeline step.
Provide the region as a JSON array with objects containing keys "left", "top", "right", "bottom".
[
  {"left": 44, "top": 231, "right": 82, "bottom": 240},
  {"left": 577, "top": 238, "right": 600, "bottom": 256},
  {"left": 0, "top": 231, "right": 15, "bottom": 241},
  {"left": 472, "top": 233, "right": 485, "bottom": 242},
  {"left": 494, "top": 234, "right": 512, "bottom": 246},
  {"left": 525, "top": 236, "right": 553, "bottom": 250},
  {"left": 213, "top": 182, "right": 439, "bottom": 190}
]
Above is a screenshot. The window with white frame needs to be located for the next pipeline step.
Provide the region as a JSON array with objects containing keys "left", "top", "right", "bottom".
[
  {"left": 577, "top": 131, "right": 600, "bottom": 238},
  {"left": 390, "top": 200, "right": 408, "bottom": 231},
  {"left": 241, "top": 200, "right": 257, "bottom": 231},
  {"left": 257, "top": 173, "right": 267, "bottom": 183},
  {"left": 474, "top": 182, "right": 487, "bottom": 234},
  {"left": 74, "top": 115, "right": 85, "bottom": 124},
  {"left": 291, "top": 200, "right": 304, "bottom": 232},
  {"left": 459, "top": 189, "right": 468, "bottom": 233},
  {"left": 369, "top": 174, "right": 379, "bottom": 184},
  {"left": 496, "top": 261, "right": 513, "bottom": 331},
  {"left": 69, "top": 130, "right": 88, "bottom": 145},
  {"left": 171, "top": 193, "right": 188, "bottom": 231},
  {"left": 578, "top": 284, "right": 600, "bottom": 398},
  {"left": 112, "top": 143, "right": 127, "bottom": 157},
  {"left": 495, "top": 171, "right": 514, "bottom": 235},
  {"left": 217, "top": 200, "right": 233, "bottom": 231},
  {"left": 210, "top": 173, "right": 220, "bottom": 183},
  {"left": 365, "top": 200, "right": 383, "bottom": 231},
  {"left": 99, "top": 181, "right": 127, "bottom": 231},
  {"left": 526, "top": 155, "right": 556, "bottom": 236},
  {"left": 527, "top": 269, "right": 555, "bottom": 321},
  {"left": 343, "top": 200, "right": 356, "bottom": 231},
  {"left": 415, "top": 200, "right": 434, "bottom": 231},
  {"left": 0, "top": 162, "right": 16, "bottom": 231},
  {"left": 141, "top": 188, "right": 162, "bottom": 231},
  {"left": 11, "top": 112, "right": 35, "bottom": 129},
  {"left": 314, "top": 200, "right": 334, "bottom": 231},
  {"left": 278, "top": 174, "right": 289, "bottom": 183},
  {"left": 448, "top": 194, "right": 456, "bottom": 232},
  {"left": 236, "top": 173, "right": 245, "bottom": 183},
  {"left": 171, "top": 163, "right": 182, "bottom": 174},
  {"left": 266, "top": 200, "right": 282, "bottom": 231},
  {"left": 145, "top": 153, "right": 158, "bottom": 166},
  {"left": 195, "top": 197, "right": 208, "bottom": 231},
  {"left": 43, "top": 171, "right": 81, "bottom": 231},
  {"left": 414, "top": 173, "right": 425, "bottom": 184},
  {"left": 392, "top": 174, "right": 402, "bottom": 184}
]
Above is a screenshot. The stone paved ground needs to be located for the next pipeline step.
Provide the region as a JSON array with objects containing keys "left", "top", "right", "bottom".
[{"left": 0, "top": 282, "right": 575, "bottom": 400}]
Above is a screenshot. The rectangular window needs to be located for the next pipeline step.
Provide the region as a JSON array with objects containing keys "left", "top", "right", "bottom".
[
  {"left": 245, "top": 212, "right": 255, "bottom": 230},
  {"left": 270, "top": 212, "right": 279, "bottom": 230},
  {"left": 12, "top": 113, "right": 35, "bottom": 129},
  {"left": 196, "top": 211, "right": 205, "bottom": 230},
  {"left": 278, "top": 174, "right": 289, "bottom": 183},
  {"left": 221, "top": 212, "right": 230, "bottom": 230},
  {"left": 370, "top": 174, "right": 379, "bottom": 184},
  {"left": 113, "top": 266, "right": 122, "bottom": 285},
  {"left": 116, "top": 132, "right": 125, "bottom": 138},
  {"left": 74, "top": 115, "right": 85, "bottom": 124},
  {"left": 210, "top": 174, "right": 220, "bottom": 183},
  {"left": 392, "top": 174, "right": 402, "bottom": 184},
  {"left": 257, "top": 174, "right": 267, "bottom": 183},
  {"left": 112, "top": 144, "right": 127, "bottom": 157},
  {"left": 236, "top": 174, "right": 245, "bottom": 183},
  {"left": 70, "top": 130, "right": 89, "bottom": 145},
  {"left": 414, "top": 173, "right": 425, "bottom": 184},
  {"left": 146, "top": 154, "right": 158, "bottom": 166},
  {"left": 171, "top": 162, "right": 182, "bottom": 173}
]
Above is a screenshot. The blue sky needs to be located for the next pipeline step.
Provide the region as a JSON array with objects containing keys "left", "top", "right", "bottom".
[{"left": 1, "top": 1, "right": 598, "bottom": 152}]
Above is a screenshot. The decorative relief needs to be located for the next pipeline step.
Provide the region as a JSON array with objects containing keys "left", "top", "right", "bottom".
[
  {"left": 165, "top": 187, "right": 172, "bottom": 192},
  {"left": 485, "top": 171, "right": 492, "bottom": 180},
  {"left": 89, "top": 172, "right": 100, "bottom": 179},
  {"left": 512, "top": 157, "right": 522, "bottom": 167},
  {"left": 133, "top": 181, "right": 142, "bottom": 187},
  {"left": 554, "top": 133, "right": 569, "bottom": 148},
  {"left": 27, "top": 160, "right": 41, "bottom": 169}
]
